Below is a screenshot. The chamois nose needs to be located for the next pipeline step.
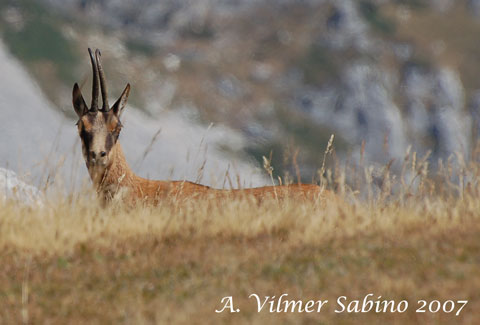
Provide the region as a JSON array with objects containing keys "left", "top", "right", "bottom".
[
  {"left": 90, "top": 151, "right": 107, "bottom": 159},
  {"left": 89, "top": 151, "right": 107, "bottom": 165}
]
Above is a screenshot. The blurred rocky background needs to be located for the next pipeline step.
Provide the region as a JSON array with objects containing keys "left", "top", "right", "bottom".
[{"left": 1, "top": 0, "right": 480, "bottom": 188}]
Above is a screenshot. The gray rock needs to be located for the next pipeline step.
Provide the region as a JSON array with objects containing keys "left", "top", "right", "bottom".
[
  {"left": 469, "top": 91, "right": 480, "bottom": 135},
  {"left": 0, "top": 168, "right": 44, "bottom": 206},
  {"left": 468, "top": 0, "right": 480, "bottom": 17},
  {"left": 430, "top": 0, "right": 455, "bottom": 12},
  {"left": 402, "top": 65, "right": 470, "bottom": 159},
  {"left": 324, "top": 0, "right": 371, "bottom": 52},
  {"left": 307, "top": 62, "right": 406, "bottom": 162}
]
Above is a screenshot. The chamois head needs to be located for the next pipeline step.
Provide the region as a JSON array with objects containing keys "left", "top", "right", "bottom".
[{"left": 72, "top": 49, "right": 130, "bottom": 177}]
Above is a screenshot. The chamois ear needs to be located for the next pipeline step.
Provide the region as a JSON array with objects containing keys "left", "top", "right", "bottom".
[
  {"left": 111, "top": 83, "right": 130, "bottom": 118},
  {"left": 72, "top": 83, "right": 88, "bottom": 118}
]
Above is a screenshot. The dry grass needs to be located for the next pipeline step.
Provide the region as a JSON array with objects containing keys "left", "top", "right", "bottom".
[{"left": 1, "top": 147, "right": 480, "bottom": 324}]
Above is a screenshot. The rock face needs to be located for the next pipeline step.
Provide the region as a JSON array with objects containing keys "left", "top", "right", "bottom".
[
  {"left": 315, "top": 62, "right": 406, "bottom": 161},
  {"left": 402, "top": 66, "right": 470, "bottom": 160},
  {"left": 469, "top": 0, "right": 480, "bottom": 17},
  {"left": 42, "top": 0, "right": 249, "bottom": 42},
  {"left": 0, "top": 40, "right": 77, "bottom": 186},
  {"left": 0, "top": 168, "right": 43, "bottom": 206},
  {"left": 325, "top": 0, "right": 371, "bottom": 52}
]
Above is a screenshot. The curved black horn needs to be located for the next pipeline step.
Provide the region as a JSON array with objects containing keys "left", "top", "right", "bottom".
[
  {"left": 88, "top": 48, "right": 99, "bottom": 112},
  {"left": 95, "top": 49, "right": 109, "bottom": 111}
]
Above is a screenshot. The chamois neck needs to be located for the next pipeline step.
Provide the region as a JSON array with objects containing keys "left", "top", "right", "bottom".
[{"left": 94, "top": 141, "right": 136, "bottom": 190}]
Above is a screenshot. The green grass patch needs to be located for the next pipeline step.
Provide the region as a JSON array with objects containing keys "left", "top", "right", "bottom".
[
  {"left": 125, "top": 38, "right": 157, "bottom": 57},
  {"left": 0, "top": 0, "right": 78, "bottom": 83},
  {"left": 299, "top": 44, "right": 342, "bottom": 86},
  {"left": 359, "top": 1, "right": 396, "bottom": 36},
  {"left": 245, "top": 106, "right": 348, "bottom": 183}
]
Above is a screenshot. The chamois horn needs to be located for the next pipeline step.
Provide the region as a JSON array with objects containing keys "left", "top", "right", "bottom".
[
  {"left": 95, "top": 49, "right": 109, "bottom": 111},
  {"left": 88, "top": 48, "right": 99, "bottom": 112}
]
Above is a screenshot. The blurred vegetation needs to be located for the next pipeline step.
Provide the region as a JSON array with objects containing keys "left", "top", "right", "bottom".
[
  {"left": 358, "top": 1, "right": 396, "bottom": 35},
  {"left": 298, "top": 43, "right": 366, "bottom": 91},
  {"left": 246, "top": 106, "right": 346, "bottom": 183},
  {"left": 395, "top": 0, "right": 428, "bottom": 9},
  {"left": 245, "top": 140, "right": 287, "bottom": 181},
  {"left": 299, "top": 44, "right": 342, "bottom": 86},
  {"left": 0, "top": 0, "right": 78, "bottom": 83},
  {"left": 180, "top": 22, "right": 215, "bottom": 40},
  {"left": 125, "top": 38, "right": 157, "bottom": 57}
]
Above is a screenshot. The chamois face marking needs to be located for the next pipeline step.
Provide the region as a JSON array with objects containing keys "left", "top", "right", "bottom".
[
  {"left": 72, "top": 48, "right": 130, "bottom": 183},
  {"left": 77, "top": 111, "right": 122, "bottom": 169}
]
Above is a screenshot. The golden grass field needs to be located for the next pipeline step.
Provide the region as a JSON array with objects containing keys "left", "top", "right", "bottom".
[{"left": 1, "top": 147, "right": 480, "bottom": 324}]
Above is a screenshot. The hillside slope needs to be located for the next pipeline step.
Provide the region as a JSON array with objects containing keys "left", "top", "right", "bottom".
[{"left": 2, "top": 0, "right": 480, "bottom": 182}]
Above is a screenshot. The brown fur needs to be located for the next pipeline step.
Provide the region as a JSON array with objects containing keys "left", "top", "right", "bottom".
[{"left": 95, "top": 141, "right": 336, "bottom": 205}]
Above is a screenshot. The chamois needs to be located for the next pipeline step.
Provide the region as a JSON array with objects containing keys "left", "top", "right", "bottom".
[{"left": 73, "top": 49, "right": 336, "bottom": 205}]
